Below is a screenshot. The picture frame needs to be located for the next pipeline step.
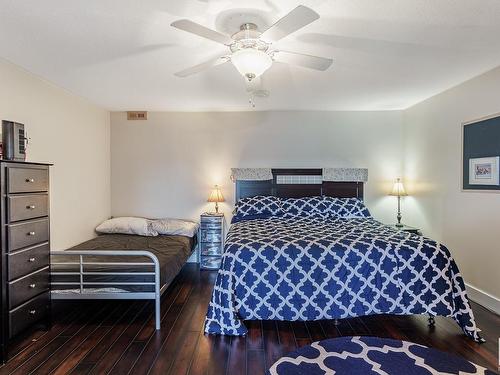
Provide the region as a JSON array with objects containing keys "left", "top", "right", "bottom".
[
  {"left": 462, "top": 113, "right": 500, "bottom": 191},
  {"left": 468, "top": 156, "right": 499, "bottom": 185}
]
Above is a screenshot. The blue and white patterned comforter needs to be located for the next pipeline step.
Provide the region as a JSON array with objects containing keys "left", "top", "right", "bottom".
[{"left": 204, "top": 216, "right": 483, "bottom": 342}]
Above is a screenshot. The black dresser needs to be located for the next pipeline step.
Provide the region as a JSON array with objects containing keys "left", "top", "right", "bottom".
[{"left": 0, "top": 161, "right": 52, "bottom": 362}]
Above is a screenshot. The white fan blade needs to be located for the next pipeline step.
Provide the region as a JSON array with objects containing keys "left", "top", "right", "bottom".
[
  {"left": 261, "top": 5, "right": 319, "bottom": 42},
  {"left": 171, "top": 19, "right": 233, "bottom": 45},
  {"left": 174, "top": 56, "right": 229, "bottom": 77},
  {"left": 275, "top": 50, "right": 333, "bottom": 71}
]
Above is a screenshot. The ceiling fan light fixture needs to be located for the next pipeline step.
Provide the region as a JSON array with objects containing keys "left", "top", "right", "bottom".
[{"left": 231, "top": 48, "right": 272, "bottom": 81}]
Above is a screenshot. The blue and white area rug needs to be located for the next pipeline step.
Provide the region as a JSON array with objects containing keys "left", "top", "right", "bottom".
[{"left": 267, "top": 336, "right": 497, "bottom": 375}]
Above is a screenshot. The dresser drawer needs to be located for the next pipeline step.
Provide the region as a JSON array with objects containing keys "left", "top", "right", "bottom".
[
  {"left": 200, "top": 242, "right": 223, "bottom": 256},
  {"left": 201, "top": 215, "right": 223, "bottom": 226},
  {"left": 8, "top": 243, "right": 50, "bottom": 281},
  {"left": 8, "top": 218, "right": 49, "bottom": 252},
  {"left": 8, "top": 167, "right": 49, "bottom": 193},
  {"left": 9, "top": 267, "right": 49, "bottom": 309},
  {"left": 9, "top": 292, "right": 50, "bottom": 338},
  {"left": 200, "top": 256, "right": 222, "bottom": 270},
  {"left": 8, "top": 194, "right": 49, "bottom": 222},
  {"left": 200, "top": 222, "right": 222, "bottom": 230},
  {"left": 200, "top": 229, "right": 222, "bottom": 243}
]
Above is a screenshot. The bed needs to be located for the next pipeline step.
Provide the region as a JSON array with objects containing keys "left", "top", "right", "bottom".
[
  {"left": 51, "top": 233, "right": 196, "bottom": 330},
  {"left": 204, "top": 168, "right": 483, "bottom": 342}
]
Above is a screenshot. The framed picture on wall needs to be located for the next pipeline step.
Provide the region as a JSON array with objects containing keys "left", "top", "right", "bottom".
[
  {"left": 462, "top": 113, "right": 500, "bottom": 191},
  {"left": 468, "top": 156, "right": 499, "bottom": 185}
]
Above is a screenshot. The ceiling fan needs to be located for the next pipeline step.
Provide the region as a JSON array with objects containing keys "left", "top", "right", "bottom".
[{"left": 171, "top": 5, "right": 333, "bottom": 82}]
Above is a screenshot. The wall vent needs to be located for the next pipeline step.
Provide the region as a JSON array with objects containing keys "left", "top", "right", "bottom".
[{"left": 127, "top": 111, "right": 148, "bottom": 120}]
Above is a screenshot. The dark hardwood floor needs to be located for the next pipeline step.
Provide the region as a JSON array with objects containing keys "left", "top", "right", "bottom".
[{"left": 1, "top": 264, "right": 498, "bottom": 374}]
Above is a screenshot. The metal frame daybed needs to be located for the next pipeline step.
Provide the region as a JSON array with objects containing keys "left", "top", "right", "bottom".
[{"left": 50, "top": 250, "right": 164, "bottom": 329}]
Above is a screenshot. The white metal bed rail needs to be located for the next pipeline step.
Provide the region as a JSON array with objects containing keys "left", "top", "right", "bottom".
[{"left": 50, "top": 250, "right": 162, "bottom": 330}]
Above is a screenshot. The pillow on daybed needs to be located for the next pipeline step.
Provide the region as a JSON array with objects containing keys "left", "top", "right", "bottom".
[
  {"left": 96, "top": 217, "right": 158, "bottom": 236},
  {"left": 232, "top": 195, "right": 282, "bottom": 223},
  {"left": 151, "top": 218, "right": 199, "bottom": 237}
]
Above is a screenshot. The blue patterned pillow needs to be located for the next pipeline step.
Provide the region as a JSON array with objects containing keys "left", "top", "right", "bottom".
[
  {"left": 232, "top": 195, "right": 282, "bottom": 223},
  {"left": 281, "top": 196, "right": 329, "bottom": 218},
  {"left": 323, "top": 197, "right": 371, "bottom": 218}
]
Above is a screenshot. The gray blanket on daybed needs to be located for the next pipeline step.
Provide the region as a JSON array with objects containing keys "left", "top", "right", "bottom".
[{"left": 51, "top": 234, "right": 196, "bottom": 293}]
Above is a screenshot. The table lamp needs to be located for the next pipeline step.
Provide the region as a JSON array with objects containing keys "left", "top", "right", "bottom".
[
  {"left": 389, "top": 178, "right": 407, "bottom": 227},
  {"left": 207, "top": 185, "right": 224, "bottom": 214}
]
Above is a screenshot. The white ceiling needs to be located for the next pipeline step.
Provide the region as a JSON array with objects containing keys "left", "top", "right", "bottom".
[{"left": 1, "top": 0, "right": 500, "bottom": 111}]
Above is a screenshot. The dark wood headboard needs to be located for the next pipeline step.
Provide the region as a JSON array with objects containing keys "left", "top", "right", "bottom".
[{"left": 235, "top": 168, "right": 364, "bottom": 201}]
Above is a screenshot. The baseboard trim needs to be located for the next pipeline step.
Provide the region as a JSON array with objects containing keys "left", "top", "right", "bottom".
[{"left": 465, "top": 283, "right": 500, "bottom": 315}]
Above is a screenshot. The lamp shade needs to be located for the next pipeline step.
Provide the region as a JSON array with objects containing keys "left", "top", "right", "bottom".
[
  {"left": 389, "top": 178, "right": 408, "bottom": 197},
  {"left": 207, "top": 185, "right": 225, "bottom": 203},
  {"left": 231, "top": 48, "right": 272, "bottom": 81}
]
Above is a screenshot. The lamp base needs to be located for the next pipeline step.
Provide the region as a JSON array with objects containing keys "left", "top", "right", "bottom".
[{"left": 395, "top": 223, "right": 404, "bottom": 228}]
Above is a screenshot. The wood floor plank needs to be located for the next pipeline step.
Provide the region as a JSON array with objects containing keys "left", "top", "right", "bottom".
[
  {"left": 148, "top": 274, "right": 209, "bottom": 375},
  {"left": 128, "top": 274, "right": 196, "bottom": 375},
  {"left": 305, "top": 321, "right": 326, "bottom": 342},
  {"left": 134, "top": 274, "right": 184, "bottom": 343},
  {"left": 246, "top": 350, "right": 266, "bottom": 375},
  {"left": 206, "top": 335, "right": 231, "bottom": 375},
  {"left": 187, "top": 333, "right": 213, "bottom": 375},
  {"left": 319, "top": 319, "right": 340, "bottom": 339},
  {"left": 167, "top": 332, "right": 201, "bottom": 375},
  {"left": 50, "top": 325, "right": 112, "bottom": 375},
  {"left": 225, "top": 336, "right": 246, "bottom": 375},
  {"left": 262, "top": 321, "right": 283, "bottom": 370},
  {"left": 344, "top": 317, "right": 371, "bottom": 336},
  {"left": 29, "top": 302, "right": 118, "bottom": 374},
  {"left": 68, "top": 301, "right": 142, "bottom": 373},
  {"left": 290, "top": 322, "right": 310, "bottom": 341},
  {"left": 88, "top": 301, "right": 151, "bottom": 374},
  {"left": 334, "top": 318, "right": 356, "bottom": 337},
  {"left": 246, "top": 321, "right": 263, "bottom": 351},
  {"left": 50, "top": 302, "right": 129, "bottom": 375},
  {"left": 276, "top": 321, "right": 297, "bottom": 354},
  {"left": 108, "top": 275, "right": 188, "bottom": 374}
]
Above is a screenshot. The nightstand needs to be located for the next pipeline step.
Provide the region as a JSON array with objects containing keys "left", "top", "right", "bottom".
[
  {"left": 199, "top": 213, "right": 224, "bottom": 270},
  {"left": 393, "top": 224, "right": 421, "bottom": 235}
]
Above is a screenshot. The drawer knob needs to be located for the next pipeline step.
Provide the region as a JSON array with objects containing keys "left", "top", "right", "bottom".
[
  {"left": 29, "top": 309, "right": 36, "bottom": 315},
  {"left": 29, "top": 257, "right": 36, "bottom": 262},
  {"left": 28, "top": 231, "right": 36, "bottom": 236},
  {"left": 26, "top": 205, "right": 36, "bottom": 210},
  {"left": 26, "top": 178, "right": 35, "bottom": 183},
  {"left": 29, "top": 283, "right": 36, "bottom": 289}
]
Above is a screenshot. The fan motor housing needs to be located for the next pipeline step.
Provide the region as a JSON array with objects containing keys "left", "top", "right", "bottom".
[{"left": 230, "top": 23, "right": 270, "bottom": 53}]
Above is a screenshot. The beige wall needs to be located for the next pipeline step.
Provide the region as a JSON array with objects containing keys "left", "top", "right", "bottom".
[
  {"left": 111, "top": 110, "right": 403, "bottom": 224},
  {"left": 0, "top": 59, "right": 111, "bottom": 249},
  {"left": 403, "top": 66, "right": 500, "bottom": 303}
]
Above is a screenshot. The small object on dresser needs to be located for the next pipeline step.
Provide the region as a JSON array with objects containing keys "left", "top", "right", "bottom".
[
  {"left": 393, "top": 224, "right": 420, "bottom": 235},
  {"left": 199, "top": 213, "right": 224, "bottom": 270},
  {"left": 2, "top": 120, "right": 27, "bottom": 161}
]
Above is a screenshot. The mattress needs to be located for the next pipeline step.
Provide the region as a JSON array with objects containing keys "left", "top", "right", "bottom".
[{"left": 51, "top": 233, "right": 196, "bottom": 293}]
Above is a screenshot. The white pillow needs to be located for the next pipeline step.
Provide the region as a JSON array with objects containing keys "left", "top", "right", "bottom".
[
  {"left": 96, "top": 217, "right": 158, "bottom": 236},
  {"left": 151, "top": 218, "right": 199, "bottom": 237}
]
